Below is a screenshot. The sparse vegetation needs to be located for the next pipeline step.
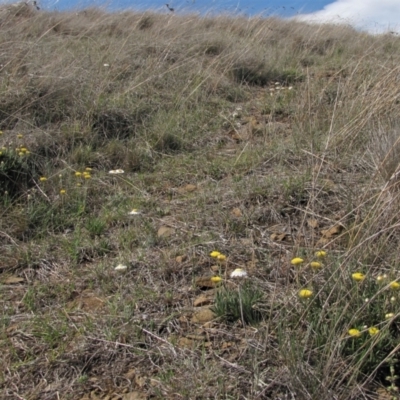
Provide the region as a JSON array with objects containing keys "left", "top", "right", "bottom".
[{"left": 2, "top": 2, "right": 400, "bottom": 399}]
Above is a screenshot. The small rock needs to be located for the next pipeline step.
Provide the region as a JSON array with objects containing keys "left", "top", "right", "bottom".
[
  {"left": 191, "top": 308, "right": 216, "bottom": 324},
  {"left": 157, "top": 226, "right": 175, "bottom": 238},
  {"left": 178, "top": 184, "right": 197, "bottom": 193},
  {"left": 177, "top": 337, "right": 196, "bottom": 349},
  {"left": 195, "top": 276, "right": 217, "bottom": 289},
  {"left": 3, "top": 275, "right": 24, "bottom": 284},
  {"left": 193, "top": 294, "right": 214, "bottom": 307},
  {"left": 176, "top": 255, "right": 187, "bottom": 263},
  {"left": 231, "top": 207, "right": 242, "bottom": 217}
]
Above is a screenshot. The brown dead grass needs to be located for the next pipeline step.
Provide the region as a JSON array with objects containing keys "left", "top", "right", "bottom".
[{"left": 2, "top": 3, "right": 400, "bottom": 400}]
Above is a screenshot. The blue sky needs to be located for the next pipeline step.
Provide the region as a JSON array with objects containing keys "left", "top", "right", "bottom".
[
  {"left": 5, "top": 0, "right": 400, "bottom": 33},
  {"left": 40, "top": 0, "right": 331, "bottom": 16}
]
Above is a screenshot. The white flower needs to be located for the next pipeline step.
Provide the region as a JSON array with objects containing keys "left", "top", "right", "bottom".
[
  {"left": 109, "top": 169, "right": 125, "bottom": 174},
  {"left": 230, "top": 268, "right": 248, "bottom": 278},
  {"left": 115, "top": 264, "right": 128, "bottom": 271},
  {"left": 128, "top": 209, "right": 141, "bottom": 215}
]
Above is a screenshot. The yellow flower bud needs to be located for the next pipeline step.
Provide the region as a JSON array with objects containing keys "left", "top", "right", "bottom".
[
  {"left": 291, "top": 257, "right": 304, "bottom": 265},
  {"left": 368, "top": 327, "right": 379, "bottom": 336},
  {"left": 352, "top": 272, "right": 365, "bottom": 282},
  {"left": 348, "top": 329, "right": 361, "bottom": 338},
  {"left": 299, "top": 289, "right": 313, "bottom": 298}
]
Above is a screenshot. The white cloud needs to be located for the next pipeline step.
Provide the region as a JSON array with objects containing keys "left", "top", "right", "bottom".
[{"left": 295, "top": 0, "right": 400, "bottom": 34}]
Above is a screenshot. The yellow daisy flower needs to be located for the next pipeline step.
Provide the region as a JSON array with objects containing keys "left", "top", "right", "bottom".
[
  {"left": 310, "top": 261, "right": 322, "bottom": 270},
  {"left": 352, "top": 272, "right": 365, "bottom": 282},
  {"left": 368, "top": 327, "right": 379, "bottom": 336},
  {"left": 291, "top": 257, "right": 304, "bottom": 265},
  {"left": 299, "top": 289, "right": 313, "bottom": 298},
  {"left": 348, "top": 329, "right": 362, "bottom": 338}
]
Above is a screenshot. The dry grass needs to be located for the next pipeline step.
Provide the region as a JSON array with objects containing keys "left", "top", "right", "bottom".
[{"left": 2, "top": 3, "right": 400, "bottom": 399}]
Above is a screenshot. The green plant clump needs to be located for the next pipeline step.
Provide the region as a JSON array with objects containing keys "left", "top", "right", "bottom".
[{"left": 213, "top": 281, "right": 263, "bottom": 325}]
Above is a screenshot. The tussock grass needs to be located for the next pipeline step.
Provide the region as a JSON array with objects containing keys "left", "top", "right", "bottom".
[{"left": 2, "top": 3, "right": 400, "bottom": 399}]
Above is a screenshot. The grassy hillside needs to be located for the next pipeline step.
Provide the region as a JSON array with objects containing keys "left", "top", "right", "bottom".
[{"left": 2, "top": 3, "right": 400, "bottom": 399}]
